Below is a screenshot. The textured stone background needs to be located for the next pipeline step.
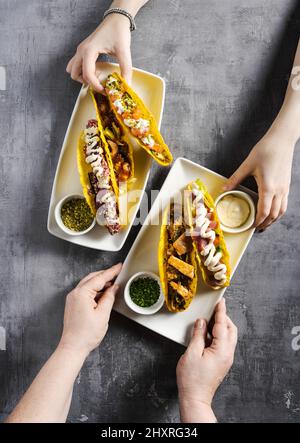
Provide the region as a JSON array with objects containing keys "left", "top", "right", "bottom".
[{"left": 0, "top": 0, "right": 300, "bottom": 423}]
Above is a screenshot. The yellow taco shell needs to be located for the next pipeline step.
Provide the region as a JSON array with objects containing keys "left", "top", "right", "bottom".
[
  {"left": 90, "top": 90, "right": 119, "bottom": 200},
  {"left": 187, "top": 179, "right": 231, "bottom": 289},
  {"left": 90, "top": 89, "right": 135, "bottom": 181},
  {"left": 105, "top": 72, "right": 173, "bottom": 166},
  {"left": 77, "top": 131, "right": 96, "bottom": 216},
  {"left": 158, "top": 204, "right": 197, "bottom": 312}
]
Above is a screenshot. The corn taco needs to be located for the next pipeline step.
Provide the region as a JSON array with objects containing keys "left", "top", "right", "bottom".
[
  {"left": 77, "top": 119, "right": 120, "bottom": 235},
  {"left": 187, "top": 179, "right": 231, "bottom": 289},
  {"left": 90, "top": 90, "right": 134, "bottom": 183},
  {"left": 158, "top": 201, "right": 197, "bottom": 312},
  {"left": 104, "top": 72, "right": 173, "bottom": 166}
]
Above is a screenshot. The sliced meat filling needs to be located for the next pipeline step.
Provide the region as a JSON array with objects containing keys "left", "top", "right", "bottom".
[
  {"left": 96, "top": 94, "right": 132, "bottom": 182},
  {"left": 169, "top": 282, "right": 192, "bottom": 300},
  {"left": 84, "top": 119, "right": 120, "bottom": 235}
]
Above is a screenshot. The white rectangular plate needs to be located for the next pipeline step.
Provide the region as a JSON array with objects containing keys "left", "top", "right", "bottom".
[
  {"left": 47, "top": 63, "right": 165, "bottom": 251},
  {"left": 115, "top": 157, "right": 257, "bottom": 346}
]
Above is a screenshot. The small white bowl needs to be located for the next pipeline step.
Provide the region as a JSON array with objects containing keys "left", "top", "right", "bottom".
[
  {"left": 54, "top": 194, "right": 96, "bottom": 236},
  {"left": 124, "top": 272, "right": 165, "bottom": 315},
  {"left": 214, "top": 190, "right": 256, "bottom": 234}
]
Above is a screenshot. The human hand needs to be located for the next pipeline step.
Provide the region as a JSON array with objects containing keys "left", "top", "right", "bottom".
[
  {"left": 176, "top": 299, "right": 237, "bottom": 423},
  {"left": 66, "top": 14, "right": 132, "bottom": 92},
  {"left": 224, "top": 129, "right": 295, "bottom": 231},
  {"left": 59, "top": 263, "right": 122, "bottom": 357}
]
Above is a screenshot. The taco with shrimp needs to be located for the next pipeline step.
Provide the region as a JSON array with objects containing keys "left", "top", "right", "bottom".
[{"left": 104, "top": 72, "right": 173, "bottom": 166}]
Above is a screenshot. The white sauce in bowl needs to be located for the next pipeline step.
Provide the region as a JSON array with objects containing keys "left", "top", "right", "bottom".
[{"left": 216, "top": 195, "right": 250, "bottom": 228}]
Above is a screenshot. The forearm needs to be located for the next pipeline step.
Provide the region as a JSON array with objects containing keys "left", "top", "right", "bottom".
[
  {"left": 110, "top": 0, "right": 149, "bottom": 17},
  {"left": 5, "top": 344, "right": 87, "bottom": 423},
  {"left": 179, "top": 396, "right": 217, "bottom": 424},
  {"left": 270, "top": 98, "right": 300, "bottom": 145},
  {"left": 269, "top": 40, "right": 300, "bottom": 145}
]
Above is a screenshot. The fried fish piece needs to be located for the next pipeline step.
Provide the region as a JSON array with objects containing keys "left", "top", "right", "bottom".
[
  {"left": 169, "top": 281, "right": 192, "bottom": 300},
  {"left": 167, "top": 269, "right": 179, "bottom": 281},
  {"left": 168, "top": 255, "right": 195, "bottom": 279},
  {"left": 173, "top": 233, "right": 191, "bottom": 256}
]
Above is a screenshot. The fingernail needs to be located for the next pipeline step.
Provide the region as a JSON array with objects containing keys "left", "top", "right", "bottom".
[
  {"left": 198, "top": 319, "right": 205, "bottom": 329},
  {"left": 114, "top": 284, "right": 120, "bottom": 291},
  {"left": 222, "top": 185, "right": 229, "bottom": 191}
]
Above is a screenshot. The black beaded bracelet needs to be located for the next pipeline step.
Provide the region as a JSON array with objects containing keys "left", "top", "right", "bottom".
[{"left": 103, "top": 8, "right": 136, "bottom": 32}]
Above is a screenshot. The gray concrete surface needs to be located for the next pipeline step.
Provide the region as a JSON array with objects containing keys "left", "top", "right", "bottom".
[{"left": 0, "top": 0, "right": 300, "bottom": 423}]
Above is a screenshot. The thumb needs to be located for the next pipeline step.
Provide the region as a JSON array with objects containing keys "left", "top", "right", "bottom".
[
  {"left": 96, "top": 284, "right": 119, "bottom": 320},
  {"left": 223, "top": 159, "right": 251, "bottom": 191},
  {"left": 117, "top": 47, "right": 133, "bottom": 85},
  {"left": 188, "top": 318, "right": 207, "bottom": 353}
]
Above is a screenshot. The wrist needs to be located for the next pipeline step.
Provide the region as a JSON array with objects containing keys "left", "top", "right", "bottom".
[
  {"left": 269, "top": 99, "right": 300, "bottom": 146},
  {"left": 266, "top": 117, "right": 298, "bottom": 148},
  {"left": 179, "top": 396, "right": 217, "bottom": 423},
  {"left": 102, "top": 11, "right": 132, "bottom": 29},
  {"left": 111, "top": 0, "right": 145, "bottom": 18},
  {"left": 177, "top": 383, "right": 215, "bottom": 407},
  {"left": 57, "top": 340, "right": 90, "bottom": 362}
]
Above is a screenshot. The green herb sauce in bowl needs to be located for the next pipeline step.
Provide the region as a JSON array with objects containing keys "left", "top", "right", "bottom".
[
  {"left": 55, "top": 194, "right": 96, "bottom": 236},
  {"left": 129, "top": 277, "right": 160, "bottom": 307},
  {"left": 61, "top": 198, "right": 94, "bottom": 232},
  {"left": 124, "top": 272, "right": 164, "bottom": 315}
]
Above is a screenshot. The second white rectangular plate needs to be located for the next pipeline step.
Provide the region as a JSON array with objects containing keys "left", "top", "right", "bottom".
[
  {"left": 115, "top": 157, "right": 257, "bottom": 346},
  {"left": 47, "top": 63, "right": 165, "bottom": 251}
]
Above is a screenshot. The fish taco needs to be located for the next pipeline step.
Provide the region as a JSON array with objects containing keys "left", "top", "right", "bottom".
[{"left": 158, "top": 201, "right": 197, "bottom": 312}]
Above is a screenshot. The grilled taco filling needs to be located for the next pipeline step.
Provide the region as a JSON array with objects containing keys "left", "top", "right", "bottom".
[
  {"left": 191, "top": 182, "right": 227, "bottom": 287},
  {"left": 105, "top": 74, "right": 168, "bottom": 163},
  {"left": 95, "top": 94, "right": 132, "bottom": 182},
  {"left": 83, "top": 119, "right": 120, "bottom": 235},
  {"left": 166, "top": 203, "right": 195, "bottom": 310}
]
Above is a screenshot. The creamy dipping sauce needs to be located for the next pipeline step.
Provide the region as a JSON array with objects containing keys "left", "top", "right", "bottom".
[{"left": 216, "top": 195, "right": 250, "bottom": 228}]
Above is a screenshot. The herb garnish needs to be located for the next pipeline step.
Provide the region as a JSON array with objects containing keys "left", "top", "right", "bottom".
[{"left": 129, "top": 277, "right": 160, "bottom": 307}]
